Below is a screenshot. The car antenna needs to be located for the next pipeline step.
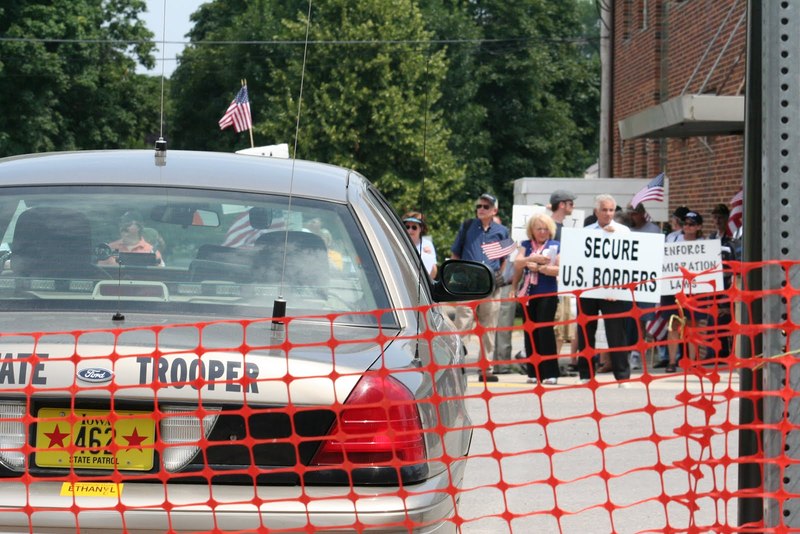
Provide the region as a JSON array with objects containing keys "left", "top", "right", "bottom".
[
  {"left": 153, "top": 0, "right": 168, "bottom": 167},
  {"left": 409, "top": 49, "right": 434, "bottom": 367},
  {"left": 112, "top": 256, "right": 125, "bottom": 322},
  {"left": 271, "top": 0, "right": 313, "bottom": 336}
]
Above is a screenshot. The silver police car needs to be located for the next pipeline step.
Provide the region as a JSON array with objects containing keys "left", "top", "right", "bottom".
[{"left": 0, "top": 149, "right": 492, "bottom": 533}]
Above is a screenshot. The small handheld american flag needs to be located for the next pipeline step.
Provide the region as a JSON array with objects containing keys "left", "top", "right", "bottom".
[
  {"left": 646, "top": 312, "right": 668, "bottom": 341},
  {"left": 481, "top": 238, "right": 516, "bottom": 260},
  {"left": 219, "top": 85, "right": 252, "bottom": 133}
]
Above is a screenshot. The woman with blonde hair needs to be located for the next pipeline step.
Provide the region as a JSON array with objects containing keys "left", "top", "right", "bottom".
[
  {"left": 512, "top": 212, "right": 560, "bottom": 385},
  {"left": 403, "top": 211, "right": 437, "bottom": 278}
]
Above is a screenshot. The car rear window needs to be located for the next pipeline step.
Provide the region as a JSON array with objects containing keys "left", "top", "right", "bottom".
[{"left": 0, "top": 185, "right": 391, "bottom": 323}]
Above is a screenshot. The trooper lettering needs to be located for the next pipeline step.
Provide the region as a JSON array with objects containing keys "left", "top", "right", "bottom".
[{"left": 136, "top": 357, "right": 259, "bottom": 393}]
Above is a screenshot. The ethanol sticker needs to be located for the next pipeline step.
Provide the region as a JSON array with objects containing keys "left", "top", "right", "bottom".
[{"left": 60, "top": 482, "right": 123, "bottom": 498}]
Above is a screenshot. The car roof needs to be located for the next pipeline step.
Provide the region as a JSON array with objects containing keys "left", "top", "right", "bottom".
[{"left": 0, "top": 150, "right": 354, "bottom": 202}]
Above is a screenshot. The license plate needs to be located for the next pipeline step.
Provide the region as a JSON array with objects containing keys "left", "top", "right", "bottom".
[{"left": 35, "top": 408, "right": 155, "bottom": 471}]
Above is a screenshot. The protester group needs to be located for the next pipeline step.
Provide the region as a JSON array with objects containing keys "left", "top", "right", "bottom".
[{"left": 407, "top": 186, "right": 742, "bottom": 387}]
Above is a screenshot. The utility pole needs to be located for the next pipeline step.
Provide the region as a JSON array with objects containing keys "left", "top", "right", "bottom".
[
  {"left": 741, "top": 0, "right": 800, "bottom": 528},
  {"left": 598, "top": 0, "right": 612, "bottom": 179}
]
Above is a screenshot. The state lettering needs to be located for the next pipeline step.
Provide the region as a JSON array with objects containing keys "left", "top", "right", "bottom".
[{"left": 0, "top": 353, "right": 48, "bottom": 385}]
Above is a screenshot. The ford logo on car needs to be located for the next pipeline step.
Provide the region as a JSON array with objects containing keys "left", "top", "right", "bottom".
[{"left": 76, "top": 368, "right": 114, "bottom": 383}]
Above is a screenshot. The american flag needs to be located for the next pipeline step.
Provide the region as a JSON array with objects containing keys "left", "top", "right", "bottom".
[
  {"left": 727, "top": 188, "right": 743, "bottom": 236},
  {"left": 481, "top": 238, "right": 516, "bottom": 260},
  {"left": 219, "top": 86, "right": 252, "bottom": 133},
  {"left": 646, "top": 312, "right": 669, "bottom": 341},
  {"left": 222, "top": 212, "right": 265, "bottom": 248},
  {"left": 631, "top": 172, "right": 665, "bottom": 208}
]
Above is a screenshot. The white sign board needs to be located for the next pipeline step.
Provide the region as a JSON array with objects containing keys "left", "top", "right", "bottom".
[
  {"left": 511, "top": 204, "right": 586, "bottom": 243},
  {"left": 662, "top": 239, "right": 724, "bottom": 295},
  {"left": 511, "top": 204, "right": 545, "bottom": 243},
  {"left": 558, "top": 227, "right": 664, "bottom": 302},
  {"left": 562, "top": 209, "right": 586, "bottom": 230}
]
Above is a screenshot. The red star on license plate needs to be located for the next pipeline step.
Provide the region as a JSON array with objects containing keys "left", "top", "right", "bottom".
[
  {"left": 122, "top": 428, "right": 148, "bottom": 449},
  {"left": 45, "top": 425, "right": 70, "bottom": 448}
]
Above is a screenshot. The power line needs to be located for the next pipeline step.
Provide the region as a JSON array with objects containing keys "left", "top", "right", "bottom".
[{"left": 0, "top": 35, "right": 599, "bottom": 47}]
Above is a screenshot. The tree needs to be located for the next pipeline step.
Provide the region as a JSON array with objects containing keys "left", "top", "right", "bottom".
[
  {"left": 0, "top": 0, "right": 159, "bottom": 156},
  {"left": 466, "top": 0, "right": 599, "bottom": 214},
  {"left": 419, "top": 0, "right": 493, "bottom": 197},
  {"left": 171, "top": 0, "right": 469, "bottom": 253}
]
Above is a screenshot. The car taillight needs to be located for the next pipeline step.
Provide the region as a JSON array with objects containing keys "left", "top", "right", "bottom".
[
  {"left": 0, "top": 401, "right": 26, "bottom": 471},
  {"left": 310, "top": 373, "right": 426, "bottom": 466},
  {"left": 160, "top": 405, "right": 220, "bottom": 472}
]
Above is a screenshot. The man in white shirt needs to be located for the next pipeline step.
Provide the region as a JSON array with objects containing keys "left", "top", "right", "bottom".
[{"left": 577, "top": 194, "right": 633, "bottom": 385}]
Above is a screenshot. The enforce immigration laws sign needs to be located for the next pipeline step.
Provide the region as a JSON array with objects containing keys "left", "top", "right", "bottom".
[
  {"left": 557, "top": 227, "right": 664, "bottom": 303},
  {"left": 661, "top": 239, "right": 723, "bottom": 295}
]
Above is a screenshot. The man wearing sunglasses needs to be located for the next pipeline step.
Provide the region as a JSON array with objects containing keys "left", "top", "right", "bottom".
[{"left": 450, "top": 193, "right": 512, "bottom": 382}]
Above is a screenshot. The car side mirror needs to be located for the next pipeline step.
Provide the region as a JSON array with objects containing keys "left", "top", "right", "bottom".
[{"left": 430, "top": 259, "right": 494, "bottom": 302}]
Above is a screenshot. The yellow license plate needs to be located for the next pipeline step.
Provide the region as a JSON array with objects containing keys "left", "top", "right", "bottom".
[{"left": 35, "top": 408, "right": 155, "bottom": 471}]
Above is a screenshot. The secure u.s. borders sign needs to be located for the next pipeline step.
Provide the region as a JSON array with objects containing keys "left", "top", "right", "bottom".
[{"left": 557, "top": 227, "right": 665, "bottom": 302}]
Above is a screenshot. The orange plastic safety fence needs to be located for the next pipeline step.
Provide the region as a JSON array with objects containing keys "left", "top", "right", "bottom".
[{"left": 0, "top": 261, "right": 796, "bottom": 533}]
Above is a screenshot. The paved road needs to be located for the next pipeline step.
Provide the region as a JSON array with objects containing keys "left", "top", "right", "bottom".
[{"left": 456, "top": 332, "right": 740, "bottom": 533}]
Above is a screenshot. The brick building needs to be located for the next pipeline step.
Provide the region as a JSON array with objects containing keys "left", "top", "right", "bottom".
[{"left": 609, "top": 0, "right": 745, "bottom": 222}]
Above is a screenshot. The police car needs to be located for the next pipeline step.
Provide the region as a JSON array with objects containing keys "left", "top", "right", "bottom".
[{"left": 0, "top": 149, "right": 493, "bottom": 533}]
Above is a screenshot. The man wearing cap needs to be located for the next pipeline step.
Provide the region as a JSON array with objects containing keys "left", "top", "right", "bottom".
[
  {"left": 622, "top": 203, "right": 661, "bottom": 371},
  {"left": 707, "top": 204, "right": 735, "bottom": 358},
  {"left": 666, "top": 206, "right": 690, "bottom": 242},
  {"left": 626, "top": 203, "right": 661, "bottom": 234},
  {"left": 100, "top": 211, "right": 163, "bottom": 266},
  {"left": 549, "top": 189, "right": 576, "bottom": 241},
  {"left": 548, "top": 189, "right": 577, "bottom": 359},
  {"left": 451, "top": 193, "right": 511, "bottom": 382},
  {"left": 709, "top": 203, "right": 732, "bottom": 240}
]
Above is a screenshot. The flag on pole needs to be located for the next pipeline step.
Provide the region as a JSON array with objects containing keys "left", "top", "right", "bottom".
[
  {"left": 481, "top": 238, "right": 516, "bottom": 260},
  {"left": 219, "top": 85, "right": 252, "bottom": 133},
  {"left": 727, "top": 188, "right": 743, "bottom": 236},
  {"left": 630, "top": 172, "right": 666, "bottom": 208}
]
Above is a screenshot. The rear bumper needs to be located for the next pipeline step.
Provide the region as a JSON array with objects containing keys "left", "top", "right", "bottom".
[{"left": 0, "top": 465, "right": 463, "bottom": 533}]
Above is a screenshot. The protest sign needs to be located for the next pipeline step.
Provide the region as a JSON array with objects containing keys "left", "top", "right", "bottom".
[
  {"left": 662, "top": 239, "right": 723, "bottom": 295},
  {"left": 558, "top": 227, "right": 664, "bottom": 302},
  {"left": 511, "top": 205, "right": 545, "bottom": 243},
  {"left": 511, "top": 204, "right": 585, "bottom": 243}
]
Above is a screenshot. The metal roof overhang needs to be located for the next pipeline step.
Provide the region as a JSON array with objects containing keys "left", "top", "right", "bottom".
[{"left": 618, "top": 94, "right": 744, "bottom": 140}]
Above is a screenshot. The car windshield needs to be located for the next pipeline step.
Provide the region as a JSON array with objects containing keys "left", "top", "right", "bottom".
[{"left": 0, "top": 185, "right": 391, "bottom": 323}]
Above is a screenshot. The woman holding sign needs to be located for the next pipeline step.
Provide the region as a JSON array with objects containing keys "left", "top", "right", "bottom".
[
  {"left": 664, "top": 210, "right": 705, "bottom": 372},
  {"left": 513, "top": 213, "right": 561, "bottom": 385}
]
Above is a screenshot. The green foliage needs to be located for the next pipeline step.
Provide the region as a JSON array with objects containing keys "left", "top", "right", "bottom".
[
  {"left": 0, "top": 0, "right": 158, "bottom": 156},
  {"left": 466, "top": 0, "right": 600, "bottom": 219},
  {"left": 0, "top": 0, "right": 599, "bottom": 256},
  {"left": 171, "top": 0, "right": 470, "bottom": 257}
]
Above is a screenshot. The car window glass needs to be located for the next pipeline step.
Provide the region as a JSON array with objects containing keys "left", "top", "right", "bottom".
[{"left": 0, "top": 186, "right": 392, "bottom": 325}]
